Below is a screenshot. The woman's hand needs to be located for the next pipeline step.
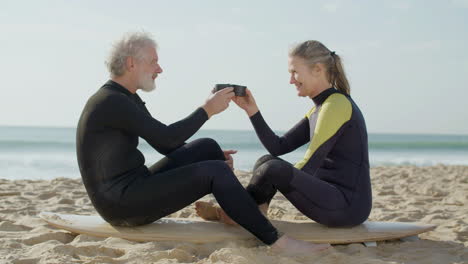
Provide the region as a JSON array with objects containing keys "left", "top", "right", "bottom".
[{"left": 232, "top": 88, "right": 259, "bottom": 117}]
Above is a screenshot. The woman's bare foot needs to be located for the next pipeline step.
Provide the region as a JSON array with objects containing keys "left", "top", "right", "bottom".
[
  {"left": 259, "top": 203, "right": 269, "bottom": 216},
  {"left": 194, "top": 201, "right": 238, "bottom": 226},
  {"left": 194, "top": 201, "right": 218, "bottom": 220},
  {"left": 271, "top": 235, "right": 331, "bottom": 255}
]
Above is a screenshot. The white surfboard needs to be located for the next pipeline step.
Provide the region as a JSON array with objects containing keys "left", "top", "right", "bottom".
[{"left": 39, "top": 212, "right": 436, "bottom": 244}]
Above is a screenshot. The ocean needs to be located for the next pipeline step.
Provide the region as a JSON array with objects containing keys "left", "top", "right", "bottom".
[{"left": 1, "top": 126, "right": 468, "bottom": 180}]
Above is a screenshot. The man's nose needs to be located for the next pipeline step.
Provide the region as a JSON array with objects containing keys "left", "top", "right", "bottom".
[{"left": 157, "top": 64, "right": 163, "bottom": 74}]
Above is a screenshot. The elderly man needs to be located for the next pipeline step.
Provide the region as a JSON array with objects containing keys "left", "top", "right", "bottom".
[{"left": 76, "top": 32, "right": 329, "bottom": 253}]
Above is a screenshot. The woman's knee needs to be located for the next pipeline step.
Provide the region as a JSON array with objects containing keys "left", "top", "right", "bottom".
[
  {"left": 254, "top": 154, "right": 278, "bottom": 170},
  {"left": 256, "top": 159, "right": 289, "bottom": 176},
  {"left": 256, "top": 159, "right": 294, "bottom": 191}
]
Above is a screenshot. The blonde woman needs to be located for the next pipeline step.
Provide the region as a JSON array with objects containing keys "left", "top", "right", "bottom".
[{"left": 197, "top": 40, "right": 372, "bottom": 228}]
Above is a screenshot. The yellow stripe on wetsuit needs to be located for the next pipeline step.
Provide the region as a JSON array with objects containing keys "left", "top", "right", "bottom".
[{"left": 295, "top": 93, "right": 352, "bottom": 169}]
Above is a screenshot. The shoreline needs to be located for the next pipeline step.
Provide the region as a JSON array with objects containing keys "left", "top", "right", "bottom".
[{"left": 1, "top": 165, "right": 467, "bottom": 263}]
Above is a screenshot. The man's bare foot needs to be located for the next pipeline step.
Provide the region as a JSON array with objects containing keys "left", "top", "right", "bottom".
[
  {"left": 271, "top": 235, "right": 331, "bottom": 255},
  {"left": 194, "top": 201, "right": 238, "bottom": 226}
]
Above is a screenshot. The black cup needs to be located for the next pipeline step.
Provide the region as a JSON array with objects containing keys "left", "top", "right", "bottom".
[
  {"left": 213, "top": 83, "right": 247, "bottom": 96},
  {"left": 232, "top": 85, "right": 247, "bottom": 96},
  {"left": 213, "top": 84, "right": 231, "bottom": 93}
]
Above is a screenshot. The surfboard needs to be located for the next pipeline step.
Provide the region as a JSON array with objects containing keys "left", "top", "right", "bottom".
[{"left": 39, "top": 212, "right": 436, "bottom": 245}]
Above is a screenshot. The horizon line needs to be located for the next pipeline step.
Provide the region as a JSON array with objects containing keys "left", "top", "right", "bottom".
[{"left": 1, "top": 125, "right": 468, "bottom": 137}]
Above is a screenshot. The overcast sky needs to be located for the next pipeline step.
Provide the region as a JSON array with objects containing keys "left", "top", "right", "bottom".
[{"left": 1, "top": 0, "right": 467, "bottom": 134}]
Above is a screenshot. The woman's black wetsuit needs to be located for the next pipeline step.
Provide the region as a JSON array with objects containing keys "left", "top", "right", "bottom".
[
  {"left": 246, "top": 87, "right": 372, "bottom": 227},
  {"left": 76, "top": 80, "right": 280, "bottom": 245}
]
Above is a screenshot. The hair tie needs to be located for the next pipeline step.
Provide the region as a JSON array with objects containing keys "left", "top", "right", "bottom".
[{"left": 330, "top": 51, "right": 336, "bottom": 56}]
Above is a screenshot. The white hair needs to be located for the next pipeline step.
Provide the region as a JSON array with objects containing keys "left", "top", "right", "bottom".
[{"left": 106, "top": 31, "right": 158, "bottom": 78}]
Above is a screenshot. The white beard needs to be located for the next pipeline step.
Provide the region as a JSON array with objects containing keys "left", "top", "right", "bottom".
[{"left": 137, "top": 74, "right": 156, "bottom": 92}]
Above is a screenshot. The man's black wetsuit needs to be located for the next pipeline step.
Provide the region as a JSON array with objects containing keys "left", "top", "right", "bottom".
[
  {"left": 246, "top": 87, "right": 372, "bottom": 227},
  {"left": 76, "top": 80, "right": 280, "bottom": 244}
]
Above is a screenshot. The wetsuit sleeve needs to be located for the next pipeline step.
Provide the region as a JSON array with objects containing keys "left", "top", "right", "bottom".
[
  {"left": 249, "top": 111, "right": 310, "bottom": 156},
  {"left": 101, "top": 94, "right": 208, "bottom": 155},
  {"left": 295, "top": 94, "right": 352, "bottom": 169}
]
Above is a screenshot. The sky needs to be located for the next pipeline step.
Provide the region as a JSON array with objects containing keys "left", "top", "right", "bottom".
[{"left": 1, "top": 0, "right": 467, "bottom": 134}]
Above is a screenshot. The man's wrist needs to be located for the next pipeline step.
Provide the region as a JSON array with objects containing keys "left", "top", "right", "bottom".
[{"left": 202, "top": 105, "right": 213, "bottom": 119}]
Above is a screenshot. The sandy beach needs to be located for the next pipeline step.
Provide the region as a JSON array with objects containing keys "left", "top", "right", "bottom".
[{"left": 0, "top": 165, "right": 467, "bottom": 264}]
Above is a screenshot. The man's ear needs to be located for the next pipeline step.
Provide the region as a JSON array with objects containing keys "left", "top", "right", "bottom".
[{"left": 125, "top": 56, "right": 134, "bottom": 72}]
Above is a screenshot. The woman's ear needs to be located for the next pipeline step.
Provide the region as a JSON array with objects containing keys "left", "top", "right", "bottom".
[
  {"left": 310, "top": 63, "right": 323, "bottom": 76},
  {"left": 316, "top": 63, "right": 326, "bottom": 73}
]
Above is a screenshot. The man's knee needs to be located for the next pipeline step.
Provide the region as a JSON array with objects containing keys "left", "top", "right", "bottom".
[
  {"left": 191, "top": 138, "right": 224, "bottom": 160},
  {"left": 194, "top": 138, "right": 220, "bottom": 149}
]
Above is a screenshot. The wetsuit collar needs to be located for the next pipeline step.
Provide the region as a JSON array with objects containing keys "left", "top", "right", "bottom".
[
  {"left": 312, "top": 87, "right": 337, "bottom": 105},
  {"left": 103, "top": 80, "right": 133, "bottom": 97}
]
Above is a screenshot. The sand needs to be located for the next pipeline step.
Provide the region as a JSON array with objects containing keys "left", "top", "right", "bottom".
[{"left": 0, "top": 165, "right": 467, "bottom": 264}]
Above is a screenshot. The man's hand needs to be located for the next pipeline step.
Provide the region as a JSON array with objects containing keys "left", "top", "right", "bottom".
[
  {"left": 223, "top": 149, "right": 237, "bottom": 170},
  {"left": 203, "top": 87, "right": 235, "bottom": 118}
]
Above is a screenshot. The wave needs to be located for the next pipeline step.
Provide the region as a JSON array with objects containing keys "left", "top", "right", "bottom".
[
  {"left": 369, "top": 141, "right": 468, "bottom": 150},
  {"left": 0, "top": 140, "right": 74, "bottom": 150}
]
